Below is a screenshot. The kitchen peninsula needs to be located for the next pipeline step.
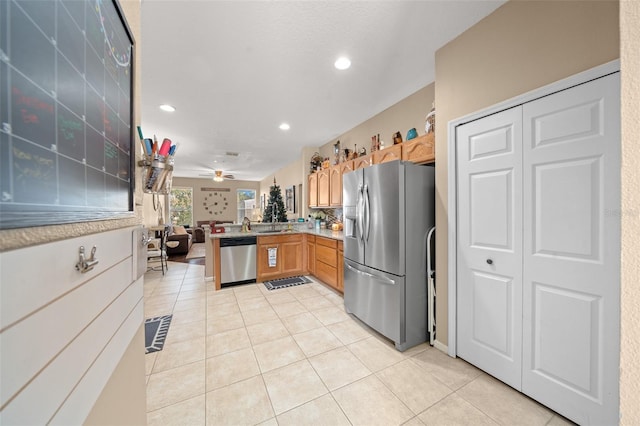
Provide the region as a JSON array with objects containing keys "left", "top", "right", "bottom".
[{"left": 207, "top": 225, "right": 344, "bottom": 293}]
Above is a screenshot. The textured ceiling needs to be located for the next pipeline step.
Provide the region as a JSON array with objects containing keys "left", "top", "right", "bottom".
[{"left": 140, "top": 0, "right": 505, "bottom": 181}]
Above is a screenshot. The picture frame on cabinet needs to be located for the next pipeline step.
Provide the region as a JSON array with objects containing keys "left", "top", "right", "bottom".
[{"left": 285, "top": 186, "right": 296, "bottom": 213}]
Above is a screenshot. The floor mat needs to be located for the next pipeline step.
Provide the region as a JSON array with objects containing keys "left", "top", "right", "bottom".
[
  {"left": 263, "top": 276, "right": 312, "bottom": 290},
  {"left": 145, "top": 314, "right": 173, "bottom": 354}
]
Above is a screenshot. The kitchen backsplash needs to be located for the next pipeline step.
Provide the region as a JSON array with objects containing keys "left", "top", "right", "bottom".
[{"left": 309, "top": 208, "right": 343, "bottom": 225}]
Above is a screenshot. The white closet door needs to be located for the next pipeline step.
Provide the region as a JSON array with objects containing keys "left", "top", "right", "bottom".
[
  {"left": 522, "top": 73, "right": 620, "bottom": 425},
  {"left": 456, "top": 106, "right": 523, "bottom": 390}
]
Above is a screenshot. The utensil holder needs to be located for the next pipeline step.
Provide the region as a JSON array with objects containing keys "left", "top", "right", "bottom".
[{"left": 139, "top": 157, "right": 174, "bottom": 194}]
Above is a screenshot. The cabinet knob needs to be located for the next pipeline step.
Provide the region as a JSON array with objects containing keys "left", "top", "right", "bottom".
[{"left": 486, "top": 259, "right": 493, "bottom": 265}]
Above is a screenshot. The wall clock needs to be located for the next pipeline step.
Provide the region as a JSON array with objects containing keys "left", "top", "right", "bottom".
[{"left": 203, "top": 192, "right": 229, "bottom": 216}]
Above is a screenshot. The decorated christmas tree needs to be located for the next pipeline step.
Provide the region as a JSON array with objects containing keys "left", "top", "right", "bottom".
[{"left": 263, "top": 178, "right": 287, "bottom": 222}]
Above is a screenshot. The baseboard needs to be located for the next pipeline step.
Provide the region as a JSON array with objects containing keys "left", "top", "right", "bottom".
[{"left": 433, "top": 339, "right": 448, "bottom": 354}]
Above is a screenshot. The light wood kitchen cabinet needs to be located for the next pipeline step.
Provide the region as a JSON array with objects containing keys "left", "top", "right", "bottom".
[
  {"left": 340, "top": 160, "right": 354, "bottom": 175},
  {"left": 315, "top": 236, "right": 340, "bottom": 292},
  {"left": 257, "top": 234, "right": 303, "bottom": 282},
  {"left": 402, "top": 133, "right": 435, "bottom": 164},
  {"left": 306, "top": 235, "right": 315, "bottom": 275},
  {"left": 317, "top": 168, "right": 330, "bottom": 207},
  {"left": 337, "top": 240, "right": 344, "bottom": 292},
  {"left": 329, "top": 164, "right": 342, "bottom": 207},
  {"left": 353, "top": 154, "right": 372, "bottom": 170},
  {"left": 308, "top": 172, "right": 318, "bottom": 207},
  {"left": 373, "top": 144, "right": 402, "bottom": 164}
]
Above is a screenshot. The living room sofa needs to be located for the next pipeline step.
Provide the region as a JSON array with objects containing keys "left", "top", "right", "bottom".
[
  {"left": 188, "top": 226, "right": 206, "bottom": 243},
  {"left": 166, "top": 225, "right": 192, "bottom": 256}
]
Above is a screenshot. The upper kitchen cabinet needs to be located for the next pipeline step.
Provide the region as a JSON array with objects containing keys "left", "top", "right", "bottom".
[
  {"left": 308, "top": 172, "right": 318, "bottom": 208},
  {"left": 373, "top": 144, "right": 402, "bottom": 164},
  {"left": 340, "top": 160, "right": 354, "bottom": 176},
  {"left": 317, "top": 168, "right": 330, "bottom": 207},
  {"left": 354, "top": 154, "right": 372, "bottom": 170},
  {"left": 402, "top": 133, "right": 435, "bottom": 164},
  {"left": 329, "top": 164, "right": 342, "bottom": 207}
]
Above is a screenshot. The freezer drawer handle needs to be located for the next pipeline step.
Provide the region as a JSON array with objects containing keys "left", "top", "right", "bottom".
[{"left": 345, "top": 262, "right": 395, "bottom": 285}]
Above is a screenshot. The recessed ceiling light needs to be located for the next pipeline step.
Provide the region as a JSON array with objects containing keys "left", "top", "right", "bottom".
[
  {"left": 159, "top": 104, "right": 176, "bottom": 112},
  {"left": 279, "top": 123, "right": 290, "bottom": 131},
  {"left": 334, "top": 57, "right": 351, "bottom": 70}
]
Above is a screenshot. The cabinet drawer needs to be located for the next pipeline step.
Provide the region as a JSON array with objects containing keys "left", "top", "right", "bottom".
[
  {"left": 315, "top": 259, "right": 337, "bottom": 287},
  {"left": 306, "top": 235, "right": 315, "bottom": 243},
  {"left": 316, "top": 236, "right": 337, "bottom": 248},
  {"left": 338, "top": 240, "right": 343, "bottom": 251},
  {"left": 316, "top": 244, "right": 337, "bottom": 267},
  {"left": 258, "top": 234, "right": 302, "bottom": 245}
]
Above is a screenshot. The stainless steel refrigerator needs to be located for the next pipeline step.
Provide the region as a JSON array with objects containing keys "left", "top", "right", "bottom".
[{"left": 343, "top": 160, "right": 435, "bottom": 351}]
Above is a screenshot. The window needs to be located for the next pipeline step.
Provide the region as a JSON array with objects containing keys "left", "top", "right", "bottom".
[
  {"left": 237, "top": 189, "right": 257, "bottom": 223},
  {"left": 170, "top": 187, "right": 193, "bottom": 226}
]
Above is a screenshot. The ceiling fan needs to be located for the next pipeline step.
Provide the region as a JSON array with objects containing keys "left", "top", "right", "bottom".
[{"left": 198, "top": 170, "right": 235, "bottom": 182}]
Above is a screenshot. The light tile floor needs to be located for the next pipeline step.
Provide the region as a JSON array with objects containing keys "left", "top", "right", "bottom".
[{"left": 145, "top": 262, "right": 574, "bottom": 426}]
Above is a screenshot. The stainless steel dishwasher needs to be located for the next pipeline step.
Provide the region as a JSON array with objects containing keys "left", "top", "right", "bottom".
[{"left": 219, "top": 236, "right": 257, "bottom": 287}]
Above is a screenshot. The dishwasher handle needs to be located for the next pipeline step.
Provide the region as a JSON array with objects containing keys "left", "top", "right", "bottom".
[{"left": 220, "top": 236, "right": 257, "bottom": 247}]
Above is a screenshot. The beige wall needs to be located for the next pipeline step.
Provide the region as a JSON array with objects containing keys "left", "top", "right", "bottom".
[
  {"left": 85, "top": 325, "right": 147, "bottom": 425},
  {"left": 620, "top": 1, "right": 640, "bottom": 424},
  {"left": 172, "top": 177, "right": 260, "bottom": 224},
  {"left": 319, "top": 84, "right": 435, "bottom": 161},
  {"left": 259, "top": 156, "right": 305, "bottom": 221},
  {"left": 263, "top": 84, "right": 435, "bottom": 222},
  {"left": 434, "top": 0, "right": 619, "bottom": 348}
]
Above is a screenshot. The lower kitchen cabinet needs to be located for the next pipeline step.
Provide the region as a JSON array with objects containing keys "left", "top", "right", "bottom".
[
  {"left": 315, "top": 236, "right": 340, "bottom": 292},
  {"left": 257, "top": 234, "right": 303, "bottom": 282},
  {"left": 306, "top": 235, "right": 315, "bottom": 275},
  {"left": 337, "top": 240, "right": 344, "bottom": 292}
]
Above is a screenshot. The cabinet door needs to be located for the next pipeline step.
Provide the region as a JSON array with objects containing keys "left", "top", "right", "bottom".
[
  {"left": 373, "top": 144, "right": 402, "bottom": 164},
  {"left": 317, "top": 169, "right": 330, "bottom": 206},
  {"left": 308, "top": 173, "right": 318, "bottom": 207},
  {"left": 257, "top": 243, "right": 282, "bottom": 281},
  {"left": 329, "top": 165, "right": 342, "bottom": 207},
  {"left": 337, "top": 241, "right": 344, "bottom": 293},
  {"left": 307, "top": 240, "right": 315, "bottom": 275},
  {"left": 402, "top": 134, "right": 435, "bottom": 164},
  {"left": 281, "top": 240, "right": 303, "bottom": 276},
  {"left": 353, "top": 155, "right": 371, "bottom": 170},
  {"left": 340, "top": 160, "right": 354, "bottom": 175}
]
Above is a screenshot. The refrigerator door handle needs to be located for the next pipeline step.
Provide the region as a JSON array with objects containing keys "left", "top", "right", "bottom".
[
  {"left": 345, "top": 262, "right": 395, "bottom": 285},
  {"left": 364, "top": 184, "right": 371, "bottom": 243},
  {"left": 356, "top": 184, "right": 364, "bottom": 243}
]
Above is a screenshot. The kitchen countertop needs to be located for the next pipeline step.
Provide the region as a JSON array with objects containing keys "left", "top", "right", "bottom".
[{"left": 208, "top": 227, "right": 343, "bottom": 241}]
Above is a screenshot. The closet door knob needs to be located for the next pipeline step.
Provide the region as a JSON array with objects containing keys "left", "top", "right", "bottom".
[{"left": 486, "top": 259, "right": 493, "bottom": 265}]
